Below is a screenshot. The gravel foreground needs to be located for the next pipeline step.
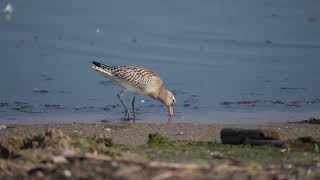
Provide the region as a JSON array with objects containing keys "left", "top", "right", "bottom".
[{"left": 0, "top": 122, "right": 320, "bottom": 180}]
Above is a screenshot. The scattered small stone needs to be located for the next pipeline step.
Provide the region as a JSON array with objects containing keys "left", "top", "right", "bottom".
[
  {"left": 105, "top": 128, "right": 111, "bottom": 132},
  {"left": 63, "top": 149, "right": 76, "bottom": 157},
  {"left": 111, "top": 161, "right": 119, "bottom": 167},
  {"left": 280, "top": 149, "right": 287, "bottom": 153},
  {"left": 0, "top": 125, "right": 7, "bottom": 130},
  {"left": 178, "top": 131, "right": 184, "bottom": 135},
  {"left": 63, "top": 169, "right": 72, "bottom": 178},
  {"left": 210, "top": 151, "right": 223, "bottom": 159},
  {"left": 52, "top": 155, "right": 67, "bottom": 164},
  {"left": 283, "top": 164, "right": 293, "bottom": 169},
  {"left": 194, "top": 123, "right": 198, "bottom": 126}
]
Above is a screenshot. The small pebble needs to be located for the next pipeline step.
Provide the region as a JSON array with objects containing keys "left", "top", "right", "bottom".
[
  {"left": 63, "top": 170, "right": 72, "bottom": 178},
  {"left": 284, "top": 164, "right": 293, "bottom": 169},
  {"left": 140, "top": 100, "right": 145, "bottom": 103},
  {"left": 307, "top": 169, "right": 312, "bottom": 175},
  {"left": 280, "top": 149, "right": 287, "bottom": 153},
  {"left": 111, "top": 161, "right": 119, "bottom": 167},
  {"left": 63, "top": 149, "right": 76, "bottom": 157},
  {"left": 105, "top": 128, "right": 111, "bottom": 132},
  {"left": 52, "top": 156, "right": 67, "bottom": 164},
  {"left": 194, "top": 123, "right": 198, "bottom": 126},
  {"left": 0, "top": 125, "right": 7, "bottom": 130},
  {"left": 178, "top": 131, "right": 184, "bottom": 135}
]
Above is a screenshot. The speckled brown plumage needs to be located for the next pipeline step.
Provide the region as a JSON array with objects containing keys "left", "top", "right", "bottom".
[{"left": 92, "top": 61, "right": 175, "bottom": 119}]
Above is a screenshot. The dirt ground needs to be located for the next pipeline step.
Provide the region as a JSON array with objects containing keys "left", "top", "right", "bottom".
[{"left": 0, "top": 121, "right": 320, "bottom": 180}]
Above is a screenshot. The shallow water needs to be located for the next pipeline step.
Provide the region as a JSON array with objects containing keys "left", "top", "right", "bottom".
[{"left": 1, "top": 0, "right": 320, "bottom": 123}]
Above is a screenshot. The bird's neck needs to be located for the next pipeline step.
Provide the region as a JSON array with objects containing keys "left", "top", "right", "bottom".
[{"left": 157, "top": 87, "right": 168, "bottom": 104}]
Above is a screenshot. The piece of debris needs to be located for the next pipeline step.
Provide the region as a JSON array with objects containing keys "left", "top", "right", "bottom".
[
  {"left": 52, "top": 155, "right": 68, "bottom": 164},
  {"left": 3, "top": 3, "right": 13, "bottom": 15},
  {"left": 220, "top": 128, "right": 282, "bottom": 146},
  {"left": 292, "top": 117, "right": 320, "bottom": 124},
  {"left": 286, "top": 136, "right": 320, "bottom": 151},
  {"left": 33, "top": 88, "right": 49, "bottom": 94},
  {"left": 63, "top": 169, "right": 72, "bottom": 178},
  {"left": 0, "top": 124, "right": 7, "bottom": 130}
]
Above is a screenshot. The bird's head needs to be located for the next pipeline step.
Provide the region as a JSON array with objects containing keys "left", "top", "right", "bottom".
[{"left": 158, "top": 88, "right": 175, "bottom": 116}]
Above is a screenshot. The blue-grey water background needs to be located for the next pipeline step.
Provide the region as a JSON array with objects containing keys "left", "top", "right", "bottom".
[{"left": 1, "top": 0, "right": 320, "bottom": 123}]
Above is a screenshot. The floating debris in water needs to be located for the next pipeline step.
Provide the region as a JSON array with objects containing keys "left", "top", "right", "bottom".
[
  {"left": 33, "top": 88, "right": 49, "bottom": 94},
  {"left": 3, "top": 3, "right": 13, "bottom": 21},
  {"left": 2, "top": 3, "right": 13, "bottom": 15},
  {"left": 265, "top": 40, "right": 273, "bottom": 44},
  {"left": 280, "top": 87, "right": 306, "bottom": 91},
  {"left": 131, "top": 36, "right": 138, "bottom": 43},
  {"left": 140, "top": 100, "right": 145, "bottom": 103},
  {"left": 58, "top": 90, "right": 71, "bottom": 94},
  {"left": 41, "top": 104, "right": 63, "bottom": 109}
]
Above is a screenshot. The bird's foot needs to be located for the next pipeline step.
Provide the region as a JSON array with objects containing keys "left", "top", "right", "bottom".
[{"left": 124, "top": 110, "right": 131, "bottom": 121}]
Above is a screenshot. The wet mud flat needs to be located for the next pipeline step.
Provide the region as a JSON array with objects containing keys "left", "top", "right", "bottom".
[{"left": 0, "top": 121, "right": 320, "bottom": 179}]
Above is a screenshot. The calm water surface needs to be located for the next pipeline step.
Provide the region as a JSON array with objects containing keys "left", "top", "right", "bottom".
[{"left": 1, "top": 0, "right": 320, "bottom": 123}]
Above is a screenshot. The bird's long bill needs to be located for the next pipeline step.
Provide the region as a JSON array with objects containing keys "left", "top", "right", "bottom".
[{"left": 168, "top": 106, "right": 174, "bottom": 116}]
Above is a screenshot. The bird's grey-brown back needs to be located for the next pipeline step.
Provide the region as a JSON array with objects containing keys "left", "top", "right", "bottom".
[{"left": 92, "top": 61, "right": 163, "bottom": 97}]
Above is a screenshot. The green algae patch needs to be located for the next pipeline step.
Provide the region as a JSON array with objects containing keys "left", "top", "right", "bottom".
[
  {"left": 147, "top": 133, "right": 173, "bottom": 147},
  {"left": 70, "top": 133, "right": 117, "bottom": 156},
  {"left": 122, "top": 134, "right": 320, "bottom": 166}
]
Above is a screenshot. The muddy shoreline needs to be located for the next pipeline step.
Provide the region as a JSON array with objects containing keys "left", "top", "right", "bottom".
[
  {"left": 1, "top": 121, "right": 320, "bottom": 145},
  {"left": 0, "top": 121, "right": 320, "bottom": 179}
]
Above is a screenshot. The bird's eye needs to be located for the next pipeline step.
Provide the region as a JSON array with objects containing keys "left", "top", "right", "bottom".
[{"left": 172, "top": 99, "right": 175, "bottom": 104}]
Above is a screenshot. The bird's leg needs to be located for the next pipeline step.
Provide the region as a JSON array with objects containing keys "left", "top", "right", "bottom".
[
  {"left": 131, "top": 96, "right": 136, "bottom": 119},
  {"left": 117, "top": 91, "right": 130, "bottom": 120}
]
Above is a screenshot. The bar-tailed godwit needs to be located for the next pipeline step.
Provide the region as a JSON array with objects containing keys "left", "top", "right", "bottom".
[{"left": 92, "top": 61, "right": 175, "bottom": 120}]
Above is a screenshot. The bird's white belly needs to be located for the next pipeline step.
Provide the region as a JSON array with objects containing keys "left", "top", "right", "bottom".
[{"left": 118, "top": 81, "right": 146, "bottom": 95}]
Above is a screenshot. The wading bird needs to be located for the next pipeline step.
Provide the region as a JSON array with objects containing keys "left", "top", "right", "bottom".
[{"left": 92, "top": 61, "right": 175, "bottom": 120}]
